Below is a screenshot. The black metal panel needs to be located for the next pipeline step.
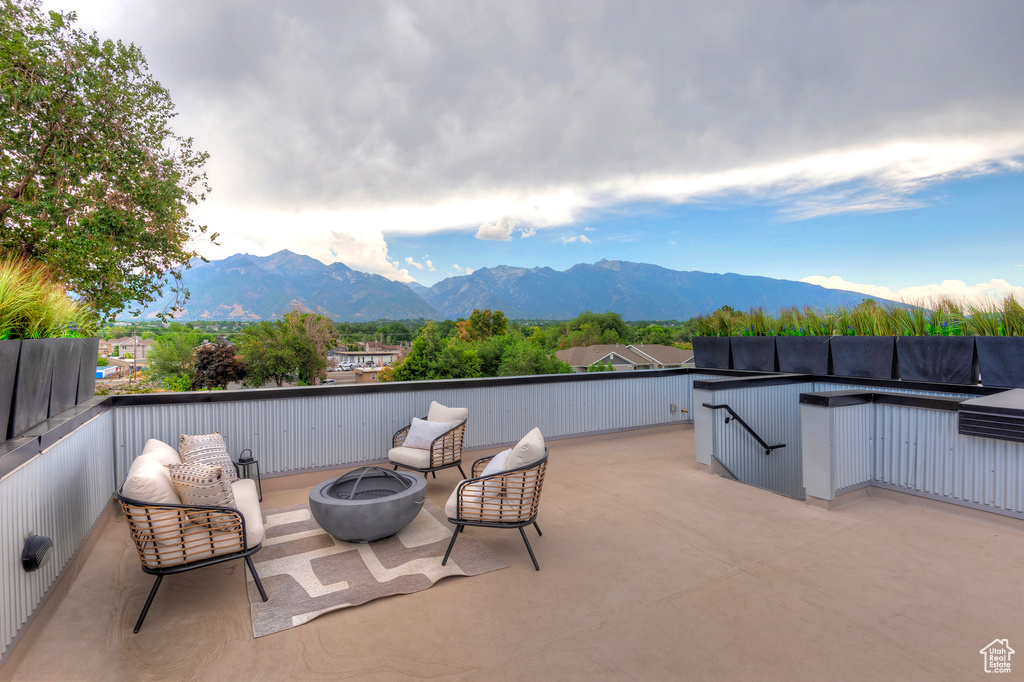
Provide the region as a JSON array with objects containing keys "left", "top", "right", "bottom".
[
  {"left": 76, "top": 337, "right": 100, "bottom": 404},
  {"left": 896, "top": 336, "right": 978, "bottom": 385},
  {"left": 692, "top": 337, "right": 731, "bottom": 369},
  {"left": 0, "top": 340, "right": 20, "bottom": 443},
  {"left": 10, "top": 338, "right": 56, "bottom": 439},
  {"left": 799, "top": 390, "right": 966, "bottom": 412},
  {"left": 776, "top": 336, "right": 830, "bottom": 374},
  {"left": 975, "top": 338, "right": 1024, "bottom": 388},
  {"left": 830, "top": 336, "right": 896, "bottom": 380},
  {"left": 48, "top": 338, "right": 82, "bottom": 417},
  {"left": 730, "top": 337, "right": 777, "bottom": 372}
]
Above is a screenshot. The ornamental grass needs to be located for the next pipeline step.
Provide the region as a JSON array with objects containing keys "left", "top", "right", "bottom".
[{"left": 0, "top": 256, "right": 96, "bottom": 340}]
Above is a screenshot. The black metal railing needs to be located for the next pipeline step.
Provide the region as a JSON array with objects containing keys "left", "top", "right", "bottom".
[{"left": 702, "top": 403, "right": 785, "bottom": 455}]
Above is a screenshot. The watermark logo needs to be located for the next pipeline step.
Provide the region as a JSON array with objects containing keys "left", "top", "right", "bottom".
[{"left": 980, "top": 639, "right": 1014, "bottom": 674}]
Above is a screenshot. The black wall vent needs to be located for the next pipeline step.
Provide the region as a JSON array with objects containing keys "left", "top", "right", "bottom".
[{"left": 958, "top": 389, "right": 1024, "bottom": 443}]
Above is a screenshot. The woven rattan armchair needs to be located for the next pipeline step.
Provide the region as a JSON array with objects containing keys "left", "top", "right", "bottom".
[
  {"left": 115, "top": 484, "right": 268, "bottom": 633},
  {"left": 442, "top": 449, "right": 548, "bottom": 570},
  {"left": 390, "top": 418, "right": 468, "bottom": 479}
]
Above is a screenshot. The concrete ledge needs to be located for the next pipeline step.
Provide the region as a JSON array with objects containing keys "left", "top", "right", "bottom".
[{"left": 805, "top": 487, "right": 870, "bottom": 511}]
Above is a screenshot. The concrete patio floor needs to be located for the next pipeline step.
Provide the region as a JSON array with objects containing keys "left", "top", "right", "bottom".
[{"left": 3, "top": 424, "right": 1023, "bottom": 681}]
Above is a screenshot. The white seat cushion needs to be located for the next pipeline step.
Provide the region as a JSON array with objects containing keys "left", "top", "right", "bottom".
[
  {"left": 427, "top": 401, "right": 468, "bottom": 428},
  {"left": 505, "top": 427, "right": 546, "bottom": 470},
  {"left": 141, "top": 438, "right": 181, "bottom": 466},
  {"left": 388, "top": 446, "right": 431, "bottom": 469},
  {"left": 144, "top": 478, "right": 264, "bottom": 564},
  {"left": 231, "top": 478, "right": 265, "bottom": 548},
  {"left": 445, "top": 483, "right": 463, "bottom": 518}
]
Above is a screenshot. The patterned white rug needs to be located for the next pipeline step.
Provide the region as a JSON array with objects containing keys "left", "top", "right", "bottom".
[{"left": 246, "top": 497, "right": 508, "bottom": 637}]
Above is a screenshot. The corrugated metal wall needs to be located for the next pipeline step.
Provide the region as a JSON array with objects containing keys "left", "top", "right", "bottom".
[
  {"left": 873, "top": 405, "right": 1024, "bottom": 513},
  {"left": 821, "top": 396, "right": 1024, "bottom": 515},
  {"left": 829, "top": 403, "right": 875, "bottom": 491},
  {"left": 0, "top": 412, "right": 114, "bottom": 662},
  {"left": 705, "top": 382, "right": 813, "bottom": 499},
  {"left": 114, "top": 374, "right": 695, "bottom": 480}
]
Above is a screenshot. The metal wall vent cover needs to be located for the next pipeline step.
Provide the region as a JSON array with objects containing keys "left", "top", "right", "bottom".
[{"left": 958, "top": 389, "right": 1024, "bottom": 443}]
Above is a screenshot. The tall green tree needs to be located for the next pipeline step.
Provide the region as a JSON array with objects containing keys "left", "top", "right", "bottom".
[
  {"left": 0, "top": 0, "right": 213, "bottom": 320},
  {"left": 456, "top": 309, "right": 508, "bottom": 341},
  {"left": 284, "top": 311, "right": 338, "bottom": 385},
  {"left": 237, "top": 322, "right": 296, "bottom": 387},
  {"left": 146, "top": 329, "right": 203, "bottom": 388}
]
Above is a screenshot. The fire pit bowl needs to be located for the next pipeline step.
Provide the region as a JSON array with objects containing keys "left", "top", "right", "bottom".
[{"left": 309, "top": 467, "right": 427, "bottom": 543}]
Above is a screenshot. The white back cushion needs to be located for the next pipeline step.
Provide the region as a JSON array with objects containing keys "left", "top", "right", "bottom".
[
  {"left": 141, "top": 438, "right": 181, "bottom": 466},
  {"left": 505, "top": 427, "right": 546, "bottom": 470},
  {"left": 122, "top": 453, "right": 181, "bottom": 505},
  {"left": 427, "top": 401, "right": 468, "bottom": 427}
]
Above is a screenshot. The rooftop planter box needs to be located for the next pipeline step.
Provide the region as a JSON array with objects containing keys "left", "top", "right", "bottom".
[
  {"left": 896, "top": 336, "right": 978, "bottom": 385},
  {"left": 49, "top": 338, "right": 83, "bottom": 417},
  {"left": 9, "top": 338, "right": 57, "bottom": 439},
  {"left": 776, "top": 336, "right": 830, "bottom": 374},
  {"left": 692, "top": 337, "right": 730, "bottom": 369},
  {"left": 830, "top": 336, "right": 896, "bottom": 380},
  {"left": 0, "top": 340, "right": 20, "bottom": 440},
  {"left": 730, "top": 336, "right": 776, "bottom": 372},
  {"left": 975, "top": 337, "right": 1024, "bottom": 388},
  {"left": 76, "top": 337, "right": 100, "bottom": 402},
  {"left": 0, "top": 257, "right": 98, "bottom": 440}
]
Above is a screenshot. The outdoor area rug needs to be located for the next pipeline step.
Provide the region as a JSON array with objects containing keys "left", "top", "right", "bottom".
[{"left": 246, "top": 497, "right": 509, "bottom": 637}]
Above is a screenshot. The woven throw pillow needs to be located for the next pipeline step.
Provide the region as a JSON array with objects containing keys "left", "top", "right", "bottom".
[
  {"left": 168, "top": 462, "right": 237, "bottom": 525},
  {"left": 179, "top": 432, "right": 238, "bottom": 483},
  {"left": 403, "top": 417, "right": 451, "bottom": 449}
]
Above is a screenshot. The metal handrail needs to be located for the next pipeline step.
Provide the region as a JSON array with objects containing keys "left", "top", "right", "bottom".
[{"left": 702, "top": 403, "right": 786, "bottom": 455}]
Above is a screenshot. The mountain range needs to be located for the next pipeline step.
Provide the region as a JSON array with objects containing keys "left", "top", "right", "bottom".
[{"left": 133, "top": 251, "right": 884, "bottom": 321}]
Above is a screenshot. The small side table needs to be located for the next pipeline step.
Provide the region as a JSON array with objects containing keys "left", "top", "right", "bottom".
[{"left": 235, "top": 449, "right": 262, "bottom": 501}]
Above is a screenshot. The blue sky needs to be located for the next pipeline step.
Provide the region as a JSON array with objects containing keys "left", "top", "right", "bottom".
[
  {"left": 387, "top": 168, "right": 1024, "bottom": 294},
  {"left": 58, "top": 0, "right": 1024, "bottom": 304}
]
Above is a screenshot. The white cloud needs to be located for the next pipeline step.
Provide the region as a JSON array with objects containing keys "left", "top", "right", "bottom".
[
  {"left": 451, "top": 264, "right": 475, "bottom": 276},
  {"left": 584, "top": 227, "right": 595, "bottom": 232},
  {"left": 194, "top": 205, "right": 416, "bottom": 282},
  {"left": 476, "top": 216, "right": 515, "bottom": 240},
  {"left": 425, "top": 259, "right": 436, "bottom": 271},
  {"left": 800, "top": 275, "right": 1024, "bottom": 306},
  {"left": 64, "top": 1, "right": 1024, "bottom": 269},
  {"left": 562, "top": 235, "right": 592, "bottom": 244},
  {"left": 405, "top": 256, "right": 425, "bottom": 270},
  {"left": 475, "top": 216, "right": 538, "bottom": 241}
]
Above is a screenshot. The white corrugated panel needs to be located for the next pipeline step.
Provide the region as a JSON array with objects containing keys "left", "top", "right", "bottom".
[
  {"left": 871, "top": 404, "right": 1024, "bottom": 514},
  {"left": 115, "top": 374, "right": 695, "bottom": 479},
  {"left": 0, "top": 412, "right": 114, "bottom": 661},
  {"left": 707, "top": 382, "right": 813, "bottom": 499},
  {"left": 831, "top": 403, "right": 875, "bottom": 491}
]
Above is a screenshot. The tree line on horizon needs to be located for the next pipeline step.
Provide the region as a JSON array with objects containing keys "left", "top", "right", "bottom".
[{"left": 125, "top": 308, "right": 696, "bottom": 393}]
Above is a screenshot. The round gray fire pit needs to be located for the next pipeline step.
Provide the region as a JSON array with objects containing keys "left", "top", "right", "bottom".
[{"left": 309, "top": 467, "right": 426, "bottom": 543}]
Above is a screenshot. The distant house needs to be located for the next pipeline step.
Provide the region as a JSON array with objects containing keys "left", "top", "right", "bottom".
[
  {"left": 334, "top": 349, "right": 401, "bottom": 367},
  {"left": 101, "top": 336, "right": 155, "bottom": 361},
  {"left": 555, "top": 344, "right": 693, "bottom": 373}
]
